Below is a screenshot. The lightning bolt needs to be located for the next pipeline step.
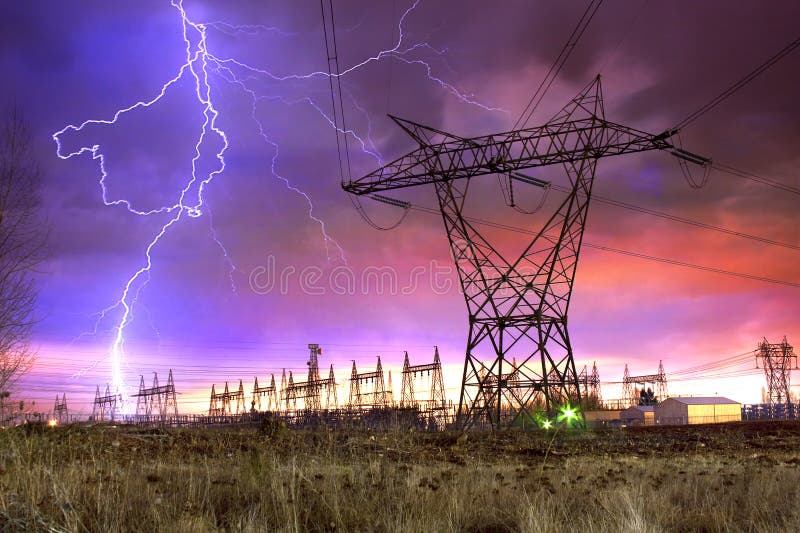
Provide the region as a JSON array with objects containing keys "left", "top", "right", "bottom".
[{"left": 52, "top": 0, "right": 502, "bottom": 406}]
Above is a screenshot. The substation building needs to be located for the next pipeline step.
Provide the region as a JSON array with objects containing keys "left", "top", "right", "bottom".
[
  {"left": 620, "top": 405, "right": 654, "bottom": 426},
  {"left": 654, "top": 397, "right": 741, "bottom": 425}
]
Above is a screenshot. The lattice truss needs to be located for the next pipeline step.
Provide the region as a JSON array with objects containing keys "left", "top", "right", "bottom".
[
  {"left": 92, "top": 384, "right": 121, "bottom": 422},
  {"left": 344, "top": 77, "right": 705, "bottom": 429},
  {"left": 251, "top": 373, "right": 279, "bottom": 412},
  {"left": 578, "top": 361, "right": 602, "bottom": 406},
  {"left": 622, "top": 361, "right": 667, "bottom": 407},
  {"left": 284, "top": 344, "right": 337, "bottom": 411},
  {"left": 757, "top": 336, "right": 797, "bottom": 405},
  {"left": 133, "top": 370, "right": 178, "bottom": 418},
  {"left": 401, "top": 346, "right": 446, "bottom": 410},
  {"left": 53, "top": 394, "right": 69, "bottom": 424},
  {"left": 349, "top": 356, "right": 389, "bottom": 409},
  {"left": 209, "top": 380, "right": 246, "bottom": 416}
]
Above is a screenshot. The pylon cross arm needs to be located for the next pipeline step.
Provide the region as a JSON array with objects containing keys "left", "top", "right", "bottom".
[{"left": 343, "top": 118, "right": 672, "bottom": 196}]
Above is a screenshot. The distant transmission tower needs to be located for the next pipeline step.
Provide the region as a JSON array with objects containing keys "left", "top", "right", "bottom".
[
  {"left": 349, "top": 356, "right": 388, "bottom": 409},
  {"left": 756, "top": 336, "right": 797, "bottom": 405},
  {"left": 284, "top": 344, "right": 337, "bottom": 411},
  {"left": 622, "top": 361, "right": 667, "bottom": 407},
  {"left": 400, "top": 347, "right": 446, "bottom": 410},
  {"left": 252, "top": 374, "right": 279, "bottom": 412},
  {"left": 344, "top": 77, "right": 707, "bottom": 428},
  {"left": 578, "top": 362, "right": 602, "bottom": 407},
  {"left": 53, "top": 394, "right": 68, "bottom": 424},
  {"left": 208, "top": 380, "right": 246, "bottom": 416},
  {"left": 91, "top": 384, "right": 121, "bottom": 422},
  {"left": 132, "top": 370, "right": 178, "bottom": 420}
]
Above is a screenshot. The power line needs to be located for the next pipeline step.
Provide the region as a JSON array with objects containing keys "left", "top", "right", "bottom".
[
  {"left": 513, "top": 0, "right": 605, "bottom": 130},
  {"left": 409, "top": 205, "right": 800, "bottom": 288},
  {"left": 548, "top": 183, "right": 800, "bottom": 252},
  {"left": 711, "top": 162, "right": 800, "bottom": 197},
  {"left": 673, "top": 36, "right": 800, "bottom": 131}
]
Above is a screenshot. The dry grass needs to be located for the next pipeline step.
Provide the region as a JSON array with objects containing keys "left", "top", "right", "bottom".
[{"left": 1, "top": 421, "right": 800, "bottom": 532}]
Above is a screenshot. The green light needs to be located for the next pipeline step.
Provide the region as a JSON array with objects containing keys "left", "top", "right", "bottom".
[
  {"left": 542, "top": 419, "right": 553, "bottom": 430},
  {"left": 561, "top": 407, "right": 577, "bottom": 420},
  {"left": 556, "top": 403, "right": 580, "bottom": 426}
]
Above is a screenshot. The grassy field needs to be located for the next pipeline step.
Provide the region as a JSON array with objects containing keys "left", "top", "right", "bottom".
[{"left": 1, "top": 420, "right": 800, "bottom": 532}]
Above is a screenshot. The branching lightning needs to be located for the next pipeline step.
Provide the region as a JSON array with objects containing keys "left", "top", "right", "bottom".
[{"left": 52, "top": 0, "right": 502, "bottom": 404}]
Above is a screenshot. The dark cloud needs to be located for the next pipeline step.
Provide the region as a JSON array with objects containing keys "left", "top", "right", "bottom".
[{"left": 1, "top": 1, "right": 797, "bottom": 409}]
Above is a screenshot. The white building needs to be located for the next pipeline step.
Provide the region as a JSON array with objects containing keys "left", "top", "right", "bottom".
[{"left": 654, "top": 397, "right": 741, "bottom": 425}]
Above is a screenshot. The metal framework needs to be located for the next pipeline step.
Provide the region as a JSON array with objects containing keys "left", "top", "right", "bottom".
[
  {"left": 252, "top": 374, "right": 279, "bottom": 412},
  {"left": 756, "top": 336, "right": 797, "bottom": 405},
  {"left": 622, "top": 361, "right": 667, "bottom": 407},
  {"left": 91, "top": 384, "right": 121, "bottom": 422},
  {"left": 401, "top": 346, "right": 447, "bottom": 428},
  {"left": 400, "top": 347, "right": 446, "bottom": 409},
  {"left": 343, "top": 77, "right": 706, "bottom": 429},
  {"left": 284, "top": 344, "right": 338, "bottom": 411},
  {"left": 578, "top": 361, "right": 602, "bottom": 407},
  {"left": 132, "top": 370, "right": 178, "bottom": 419},
  {"left": 349, "top": 356, "right": 388, "bottom": 409},
  {"left": 53, "top": 393, "right": 68, "bottom": 424},
  {"left": 209, "top": 380, "right": 246, "bottom": 416}
]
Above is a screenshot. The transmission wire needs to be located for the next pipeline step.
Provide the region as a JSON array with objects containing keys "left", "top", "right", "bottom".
[{"left": 673, "top": 36, "right": 800, "bottom": 131}]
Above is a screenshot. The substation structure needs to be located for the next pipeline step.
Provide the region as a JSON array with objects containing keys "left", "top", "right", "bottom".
[
  {"left": 64, "top": 337, "right": 800, "bottom": 428},
  {"left": 577, "top": 362, "right": 602, "bottom": 407},
  {"left": 52, "top": 394, "right": 69, "bottom": 424},
  {"left": 622, "top": 361, "right": 668, "bottom": 407},
  {"left": 343, "top": 77, "right": 709, "bottom": 429},
  {"left": 132, "top": 369, "right": 178, "bottom": 422},
  {"left": 200, "top": 344, "right": 451, "bottom": 430},
  {"left": 744, "top": 337, "right": 800, "bottom": 420},
  {"left": 90, "top": 384, "right": 122, "bottom": 422}
]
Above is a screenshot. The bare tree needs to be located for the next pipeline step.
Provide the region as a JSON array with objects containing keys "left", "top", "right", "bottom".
[{"left": 0, "top": 106, "right": 46, "bottom": 422}]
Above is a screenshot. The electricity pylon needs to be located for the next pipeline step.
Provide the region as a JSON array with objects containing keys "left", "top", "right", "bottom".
[
  {"left": 344, "top": 77, "right": 707, "bottom": 429},
  {"left": 756, "top": 336, "right": 797, "bottom": 405}
]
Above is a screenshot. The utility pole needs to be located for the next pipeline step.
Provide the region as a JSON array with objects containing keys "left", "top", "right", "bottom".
[{"left": 344, "top": 77, "right": 707, "bottom": 429}]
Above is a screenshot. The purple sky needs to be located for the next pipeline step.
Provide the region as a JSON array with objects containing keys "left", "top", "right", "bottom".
[{"left": 2, "top": 1, "right": 799, "bottom": 414}]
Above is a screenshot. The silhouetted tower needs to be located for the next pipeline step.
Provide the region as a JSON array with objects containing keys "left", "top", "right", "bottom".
[
  {"left": 326, "top": 364, "right": 338, "bottom": 409},
  {"left": 348, "top": 361, "right": 360, "bottom": 408},
  {"left": 209, "top": 382, "right": 232, "bottom": 416},
  {"left": 400, "top": 347, "right": 446, "bottom": 412},
  {"left": 252, "top": 374, "right": 279, "bottom": 412},
  {"left": 284, "top": 345, "right": 337, "bottom": 411},
  {"left": 209, "top": 384, "right": 221, "bottom": 416},
  {"left": 286, "top": 372, "right": 296, "bottom": 411},
  {"left": 53, "top": 394, "right": 68, "bottom": 424},
  {"left": 133, "top": 370, "right": 179, "bottom": 419},
  {"left": 590, "top": 361, "right": 602, "bottom": 405},
  {"left": 92, "top": 384, "right": 120, "bottom": 422},
  {"left": 756, "top": 336, "right": 797, "bottom": 405},
  {"left": 655, "top": 361, "right": 667, "bottom": 401},
  {"left": 208, "top": 380, "right": 245, "bottom": 416},
  {"left": 306, "top": 343, "right": 322, "bottom": 411},
  {"left": 233, "top": 379, "right": 246, "bottom": 414},
  {"left": 401, "top": 352, "right": 414, "bottom": 407},
  {"left": 349, "top": 356, "right": 388, "bottom": 409},
  {"left": 622, "top": 361, "right": 667, "bottom": 407},
  {"left": 344, "top": 77, "right": 707, "bottom": 429}
]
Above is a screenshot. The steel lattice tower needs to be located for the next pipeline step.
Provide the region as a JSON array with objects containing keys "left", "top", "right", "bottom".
[
  {"left": 757, "top": 336, "right": 797, "bottom": 405},
  {"left": 344, "top": 77, "right": 707, "bottom": 429},
  {"left": 53, "top": 394, "right": 68, "bottom": 424}
]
